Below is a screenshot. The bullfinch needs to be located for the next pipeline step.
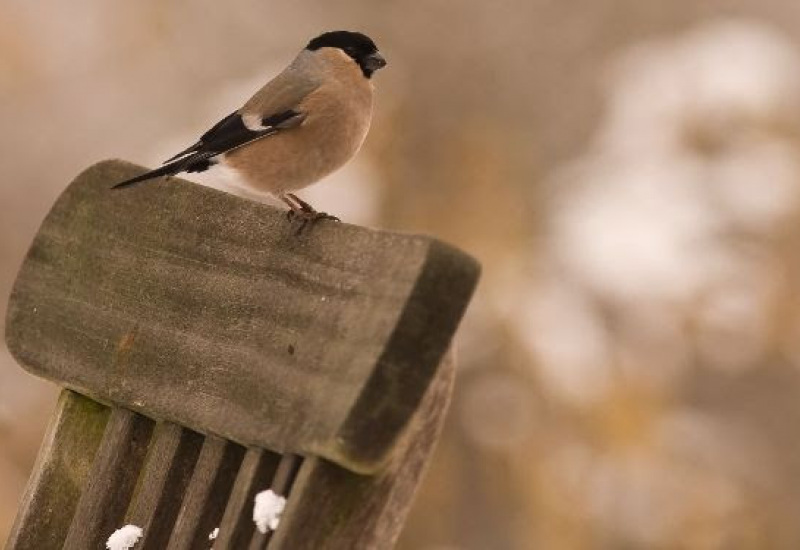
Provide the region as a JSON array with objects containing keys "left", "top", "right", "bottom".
[{"left": 113, "top": 30, "right": 386, "bottom": 228}]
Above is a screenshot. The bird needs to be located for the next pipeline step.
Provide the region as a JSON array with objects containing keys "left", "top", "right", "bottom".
[{"left": 112, "top": 30, "right": 387, "bottom": 230}]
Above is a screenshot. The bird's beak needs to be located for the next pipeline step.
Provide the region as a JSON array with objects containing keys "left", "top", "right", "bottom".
[{"left": 363, "top": 52, "right": 387, "bottom": 72}]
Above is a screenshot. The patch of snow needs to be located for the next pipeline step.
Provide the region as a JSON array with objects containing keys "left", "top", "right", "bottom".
[
  {"left": 106, "top": 525, "right": 143, "bottom": 550},
  {"left": 253, "top": 489, "right": 286, "bottom": 534}
]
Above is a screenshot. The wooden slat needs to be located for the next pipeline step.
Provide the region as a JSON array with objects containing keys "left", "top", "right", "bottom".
[
  {"left": 5, "top": 159, "right": 480, "bottom": 473},
  {"left": 5, "top": 390, "right": 109, "bottom": 550},
  {"left": 63, "top": 407, "right": 154, "bottom": 550},
  {"left": 268, "top": 454, "right": 303, "bottom": 496},
  {"left": 250, "top": 530, "right": 267, "bottom": 549},
  {"left": 124, "top": 422, "right": 203, "bottom": 549},
  {"left": 167, "top": 435, "right": 245, "bottom": 550},
  {"left": 249, "top": 454, "right": 303, "bottom": 550},
  {"left": 214, "top": 448, "right": 281, "bottom": 550},
  {"left": 269, "top": 350, "right": 456, "bottom": 549}
]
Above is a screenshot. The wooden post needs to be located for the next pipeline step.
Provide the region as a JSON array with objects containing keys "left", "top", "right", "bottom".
[{"left": 4, "top": 160, "right": 479, "bottom": 549}]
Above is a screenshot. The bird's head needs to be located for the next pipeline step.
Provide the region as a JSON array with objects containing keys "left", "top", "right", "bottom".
[{"left": 306, "top": 31, "right": 387, "bottom": 78}]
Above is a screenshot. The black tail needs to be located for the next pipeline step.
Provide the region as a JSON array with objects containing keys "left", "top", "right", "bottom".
[{"left": 111, "top": 153, "right": 214, "bottom": 189}]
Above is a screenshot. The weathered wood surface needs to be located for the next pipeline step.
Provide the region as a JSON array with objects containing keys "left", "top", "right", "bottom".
[
  {"left": 62, "top": 407, "right": 153, "bottom": 549},
  {"left": 269, "top": 350, "right": 457, "bottom": 550},
  {"left": 252, "top": 454, "right": 302, "bottom": 549},
  {"left": 5, "top": 391, "right": 109, "bottom": 549},
  {"left": 214, "top": 448, "right": 281, "bottom": 549},
  {"left": 6, "top": 353, "right": 455, "bottom": 549},
  {"left": 5, "top": 159, "right": 480, "bottom": 473},
  {"left": 124, "top": 422, "right": 203, "bottom": 549},
  {"left": 167, "top": 435, "right": 244, "bottom": 549}
]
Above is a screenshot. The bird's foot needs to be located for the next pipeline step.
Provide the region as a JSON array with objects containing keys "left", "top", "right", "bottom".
[
  {"left": 286, "top": 209, "right": 340, "bottom": 235},
  {"left": 283, "top": 194, "right": 339, "bottom": 234}
]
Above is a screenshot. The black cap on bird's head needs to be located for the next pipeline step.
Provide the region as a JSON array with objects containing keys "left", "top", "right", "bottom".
[{"left": 306, "top": 31, "right": 387, "bottom": 78}]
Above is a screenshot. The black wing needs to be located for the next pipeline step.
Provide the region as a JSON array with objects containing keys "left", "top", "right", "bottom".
[{"left": 112, "top": 110, "right": 305, "bottom": 189}]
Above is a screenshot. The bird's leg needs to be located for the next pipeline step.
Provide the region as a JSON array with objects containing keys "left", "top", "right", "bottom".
[
  {"left": 287, "top": 194, "right": 339, "bottom": 220},
  {"left": 281, "top": 195, "right": 300, "bottom": 221},
  {"left": 281, "top": 193, "right": 339, "bottom": 234}
]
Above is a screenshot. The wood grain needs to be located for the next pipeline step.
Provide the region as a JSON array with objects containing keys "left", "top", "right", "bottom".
[
  {"left": 250, "top": 453, "right": 302, "bottom": 549},
  {"left": 214, "top": 448, "right": 281, "bottom": 549},
  {"left": 62, "top": 406, "right": 153, "bottom": 550},
  {"left": 5, "top": 390, "right": 109, "bottom": 550},
  {"left": 167, "top": 435, "right": 245, "bottom": 550},
  {"left": 124, "top": 422, "right": 203, "bottom": 549},
  {"left": 268, "top": 350, "right": 456, "bottom": 549},
  {"left": 5, "top": 159, "right": 480, "bottom": 473}
]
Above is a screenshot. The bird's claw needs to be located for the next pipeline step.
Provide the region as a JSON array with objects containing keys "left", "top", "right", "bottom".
[
  {"left": 282, "top": 193, "right": 338, "bottom": 234},
  {"left": 287, "top": 209, "right": 340, "bottom": 235},
  {"left": 312, "top": 212, "right": 340, "bottom": 222}
]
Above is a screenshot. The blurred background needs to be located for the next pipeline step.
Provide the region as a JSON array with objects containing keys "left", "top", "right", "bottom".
[{"left": 5, "top": 1, "right": 800, "bottom": 548}]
